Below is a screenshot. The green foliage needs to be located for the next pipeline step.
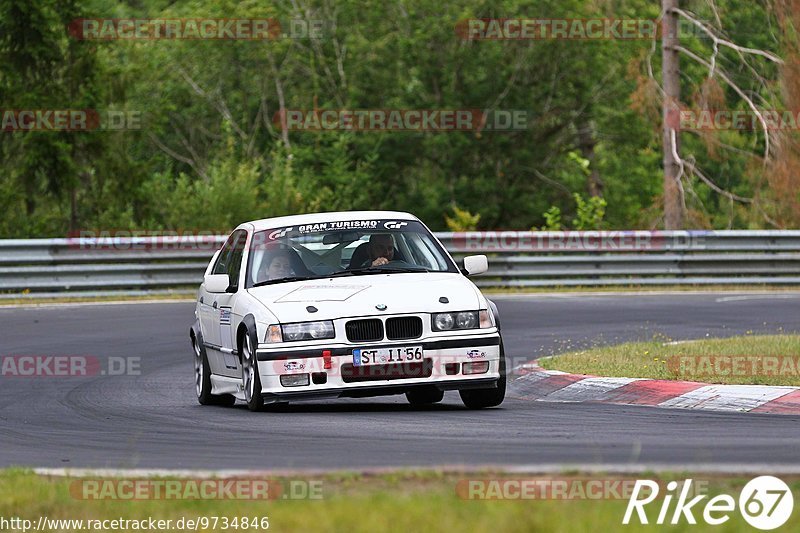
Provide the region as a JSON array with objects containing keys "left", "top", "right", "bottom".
[
  {"left": 0, "top": 0, "right": 793, "bottom": 236},
  {"left": 444, "top": 205, "right": 481, "bottom": 231},
  {"left": 535, "top": 194, "right": 606, "bottom": 231},
  {"left": 572, "top": 194, "right": 607, "bottom": 231},
  {"left": 539, "top": 206, "right": 563, "bottom": 231}
]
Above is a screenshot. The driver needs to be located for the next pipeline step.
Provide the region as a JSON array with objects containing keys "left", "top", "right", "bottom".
[{"left": 367, "top": 233, "right": 395, "bottom": 266}]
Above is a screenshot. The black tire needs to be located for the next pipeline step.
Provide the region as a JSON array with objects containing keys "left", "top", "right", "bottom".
[
  {"left": 406, "top": 387, "right": 444, "bottom": 406},
  {"left": 241, "top": 330, "right": 265, "bottom": 412},
  {"left": 193, "top": 334, "right": 236, "bottom": 407},
  {"left": 459, "top": 341, "right": 507, "bottom": 409}
]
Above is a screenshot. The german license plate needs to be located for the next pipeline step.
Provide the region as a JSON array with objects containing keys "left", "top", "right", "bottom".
[{"left": 352, "top": 346, "right": 423, "bottom": 366}]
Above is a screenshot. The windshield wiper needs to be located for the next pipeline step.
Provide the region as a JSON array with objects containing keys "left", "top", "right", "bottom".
[
  {"left": 251, "top": 275, "right": 316, "bottom": 287},
  {"left": 329, "top": 266, "right": 430, "bottom": 277}
]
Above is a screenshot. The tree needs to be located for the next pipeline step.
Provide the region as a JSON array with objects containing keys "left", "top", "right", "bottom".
[
  {"left": 656, "top": 0, "right": 789, "bottom": 228},
  {"left": 662, "top": 0, "right": 684, "bottom": 228}
]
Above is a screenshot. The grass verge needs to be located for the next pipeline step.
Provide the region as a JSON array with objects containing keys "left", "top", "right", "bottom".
[
  {"left": 2, "top": 469, "right": 799, "bottom": 532},
  {"left": 0, "top": 293, "right": 196, "bottom": 307},
  {"left": 1, "top": 286, "right": 799, "bottom": 307},
  {"left": 481, "top": 285, "right": 800, "bottom": 294},
  {"left": 539, "top": 334, "right": 800, "bottom": 386}
]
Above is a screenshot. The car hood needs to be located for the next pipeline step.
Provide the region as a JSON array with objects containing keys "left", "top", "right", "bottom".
[{"left": 247, "top": 273, "right": 481, "bottom": 323}]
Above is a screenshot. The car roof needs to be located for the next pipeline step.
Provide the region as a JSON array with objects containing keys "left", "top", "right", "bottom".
[{"left": 242, "top": 211, "right": 420, "bottom": 232}]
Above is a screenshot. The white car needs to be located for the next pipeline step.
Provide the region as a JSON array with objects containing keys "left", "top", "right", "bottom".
[{"left": 190, "top": 211, "right": 506, "bottom": 411}]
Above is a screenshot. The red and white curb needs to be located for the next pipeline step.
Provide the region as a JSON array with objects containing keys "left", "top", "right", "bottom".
[{"left": 511, "top": 363, "right": 800, "bottom": 415}]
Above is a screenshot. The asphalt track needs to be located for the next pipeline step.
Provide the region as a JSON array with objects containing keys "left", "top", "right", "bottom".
[{"left": 1, "top": 292, "right": 799, "bottom": 471}]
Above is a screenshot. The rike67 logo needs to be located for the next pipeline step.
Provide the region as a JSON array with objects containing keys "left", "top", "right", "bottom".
[{"left": 623, "top": 476, "right": 794, "bottom": 530}]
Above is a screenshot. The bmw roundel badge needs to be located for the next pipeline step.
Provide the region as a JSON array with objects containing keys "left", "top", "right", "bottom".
[{"left": 375, "top": 304, "right": 387, "bottom": 311}]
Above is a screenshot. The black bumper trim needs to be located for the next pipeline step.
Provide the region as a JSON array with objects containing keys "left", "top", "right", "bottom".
[
  {"left": 256, "top": 335, "right": 501, "bottom": 361},
  {"left": 261, "top": 377, "right": 499, "bottom": 402}
]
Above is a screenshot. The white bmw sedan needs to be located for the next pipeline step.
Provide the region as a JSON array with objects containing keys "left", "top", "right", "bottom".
[{"left": 190, "top": 211, "right": 506, "bottom": 411}]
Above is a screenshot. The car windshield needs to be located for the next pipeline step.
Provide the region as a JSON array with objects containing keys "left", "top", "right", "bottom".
[{"left": 246, "top": 219, "right": 458, "bottom": 287}]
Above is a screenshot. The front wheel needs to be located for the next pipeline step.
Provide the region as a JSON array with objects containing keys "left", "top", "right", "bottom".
[
  {"left": 241, "top": 331, "right": 265, "bottom": 412},
  {"left": 459, "top": 342, "right": 506, "bottom": 409},
  {"left": 193, "top": 335, "right": 235, "bottom": 407}
]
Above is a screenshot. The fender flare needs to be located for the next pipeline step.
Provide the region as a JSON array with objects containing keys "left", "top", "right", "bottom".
[
  {"left": 190, "top": 320, "right": 203, "bottom": 347},
  {"left": 487, "top": 299, "right": 501, "bottom": 331},
  {"left": 239, "top": 314, "right": 259, "bottom": 361}
]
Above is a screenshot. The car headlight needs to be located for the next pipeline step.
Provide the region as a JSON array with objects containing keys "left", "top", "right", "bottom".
[
  {"left": 432, "top": 311, "right": 487, "bottom": 331},
  {"left": 456, "top": 311, "right": 478, "bottom": 329},
  {"left": 433, "top": 313, "right": 455, "bottom": 331},
  {"left": 281, "top": 320, "right": 335, "bottom": 342}
]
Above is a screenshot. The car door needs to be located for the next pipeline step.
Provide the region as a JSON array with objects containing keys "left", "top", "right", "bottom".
[
  {"left": 214, "top": 229, "right": 248, "bottom": 377},
  {"left": 199, "top": 242, "right": 233, "bottom": 355}
]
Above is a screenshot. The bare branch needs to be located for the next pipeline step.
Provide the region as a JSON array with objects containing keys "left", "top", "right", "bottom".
[
  {"left": 668, "top": 128, "right": 687, "bottom": 213},
  {"left": 267, "top": 49, "right": 292, "bottom": 151},
  {"left": 686, "top": 156, "right": 753, "bottom": 204},
  {"left": 147, "top": 132, "right": 209, "bottom": 182},
  {"left": 177, "top": 67, "right": 249, "bottom": 143},
  {"left": 646, "top": 26, "right": 665, "bottom": 98},
  {"left": 707, "top": 0, "right": 723, "bottom": 28},
  {"left": 672, "top": 126, "right": 755, "bottom": 205},
  {"left": 674, "top": 45, "right": 772, "bottom": 161},
  {"left": 490, "top": 50, "right": 525, "bottom": 109},
  {"left": 523, "top": 167, "right": 572, "bottom": 195},
  {"left": 671, "top": 8, "right": 784, "bottom": 64}
]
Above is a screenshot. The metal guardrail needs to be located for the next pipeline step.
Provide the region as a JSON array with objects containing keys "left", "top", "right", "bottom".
[{"left": 1, "top": 230, "right": 800, "bottom": 296}]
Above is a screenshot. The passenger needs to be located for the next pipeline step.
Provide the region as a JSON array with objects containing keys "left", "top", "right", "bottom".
[{"left": 257, "top": 250, "right": 295, "bottom": 282}]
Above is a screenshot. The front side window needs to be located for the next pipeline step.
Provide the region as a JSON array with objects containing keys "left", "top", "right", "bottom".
[
  {"left": 246, "top": 219, "right": 457, "bottom": 287},
  {"left": 213, "top": 230, "right": 247, "bottom": 289}
]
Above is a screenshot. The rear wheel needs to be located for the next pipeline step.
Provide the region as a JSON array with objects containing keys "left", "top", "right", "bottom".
[
  {"left": 241, "top": 331, "right": 265, "bottom": 412},
  {"left": 406, "top": 387, "right": 444, "bottom": 406},
  {"left": 459, "top": 342, "right": 507, "bottom": 409},
  {"left": 193, "top": 335, "right": 235, "bottom": 407}
]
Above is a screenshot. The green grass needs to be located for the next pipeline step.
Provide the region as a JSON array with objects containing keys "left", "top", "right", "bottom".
[
  {"left": 0, "top": 292, "right": 195, "bottom": 306},
  {"left": 2, "top": 469, "right": 799, "bottom": 532},
  {"left": 539, "top": 334, "right": 800, "bottom": 386},
  {"left": 1, "top": 286, "right": 799, "bottom": 307},
  {"left": 481, "top": 285, "right": 800, "bottom": 294}
]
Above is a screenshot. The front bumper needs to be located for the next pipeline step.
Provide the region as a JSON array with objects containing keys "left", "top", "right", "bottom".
[{"left": 254, "top": 334, "right": 501, "bottom": 399}]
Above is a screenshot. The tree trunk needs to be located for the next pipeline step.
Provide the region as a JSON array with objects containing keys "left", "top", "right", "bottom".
[
  {"left": 578, "top": 120, "right": 603, "bottom": 197},
  {"left": 662, "top": 0, "right": 683, "bottom": 229}
]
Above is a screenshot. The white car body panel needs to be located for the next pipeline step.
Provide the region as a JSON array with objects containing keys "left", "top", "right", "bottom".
[
  {"left": 248, "top": 273, "right": 483, "bottom": 324},
  {"left": 191, "top": 210, "right": 503, "bottom": 405}
]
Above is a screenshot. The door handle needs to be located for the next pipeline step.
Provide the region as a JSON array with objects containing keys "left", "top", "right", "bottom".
[{"left": 212, "top": 301, "right": 218, "bottom": 309}]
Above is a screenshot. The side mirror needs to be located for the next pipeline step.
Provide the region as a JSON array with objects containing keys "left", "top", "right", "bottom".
[
  {"left": 463, "top": 255, "right": 488, "bottom": 276},
  {"left": 204, "top": 273, "right": 231, "bottom": 293}
]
